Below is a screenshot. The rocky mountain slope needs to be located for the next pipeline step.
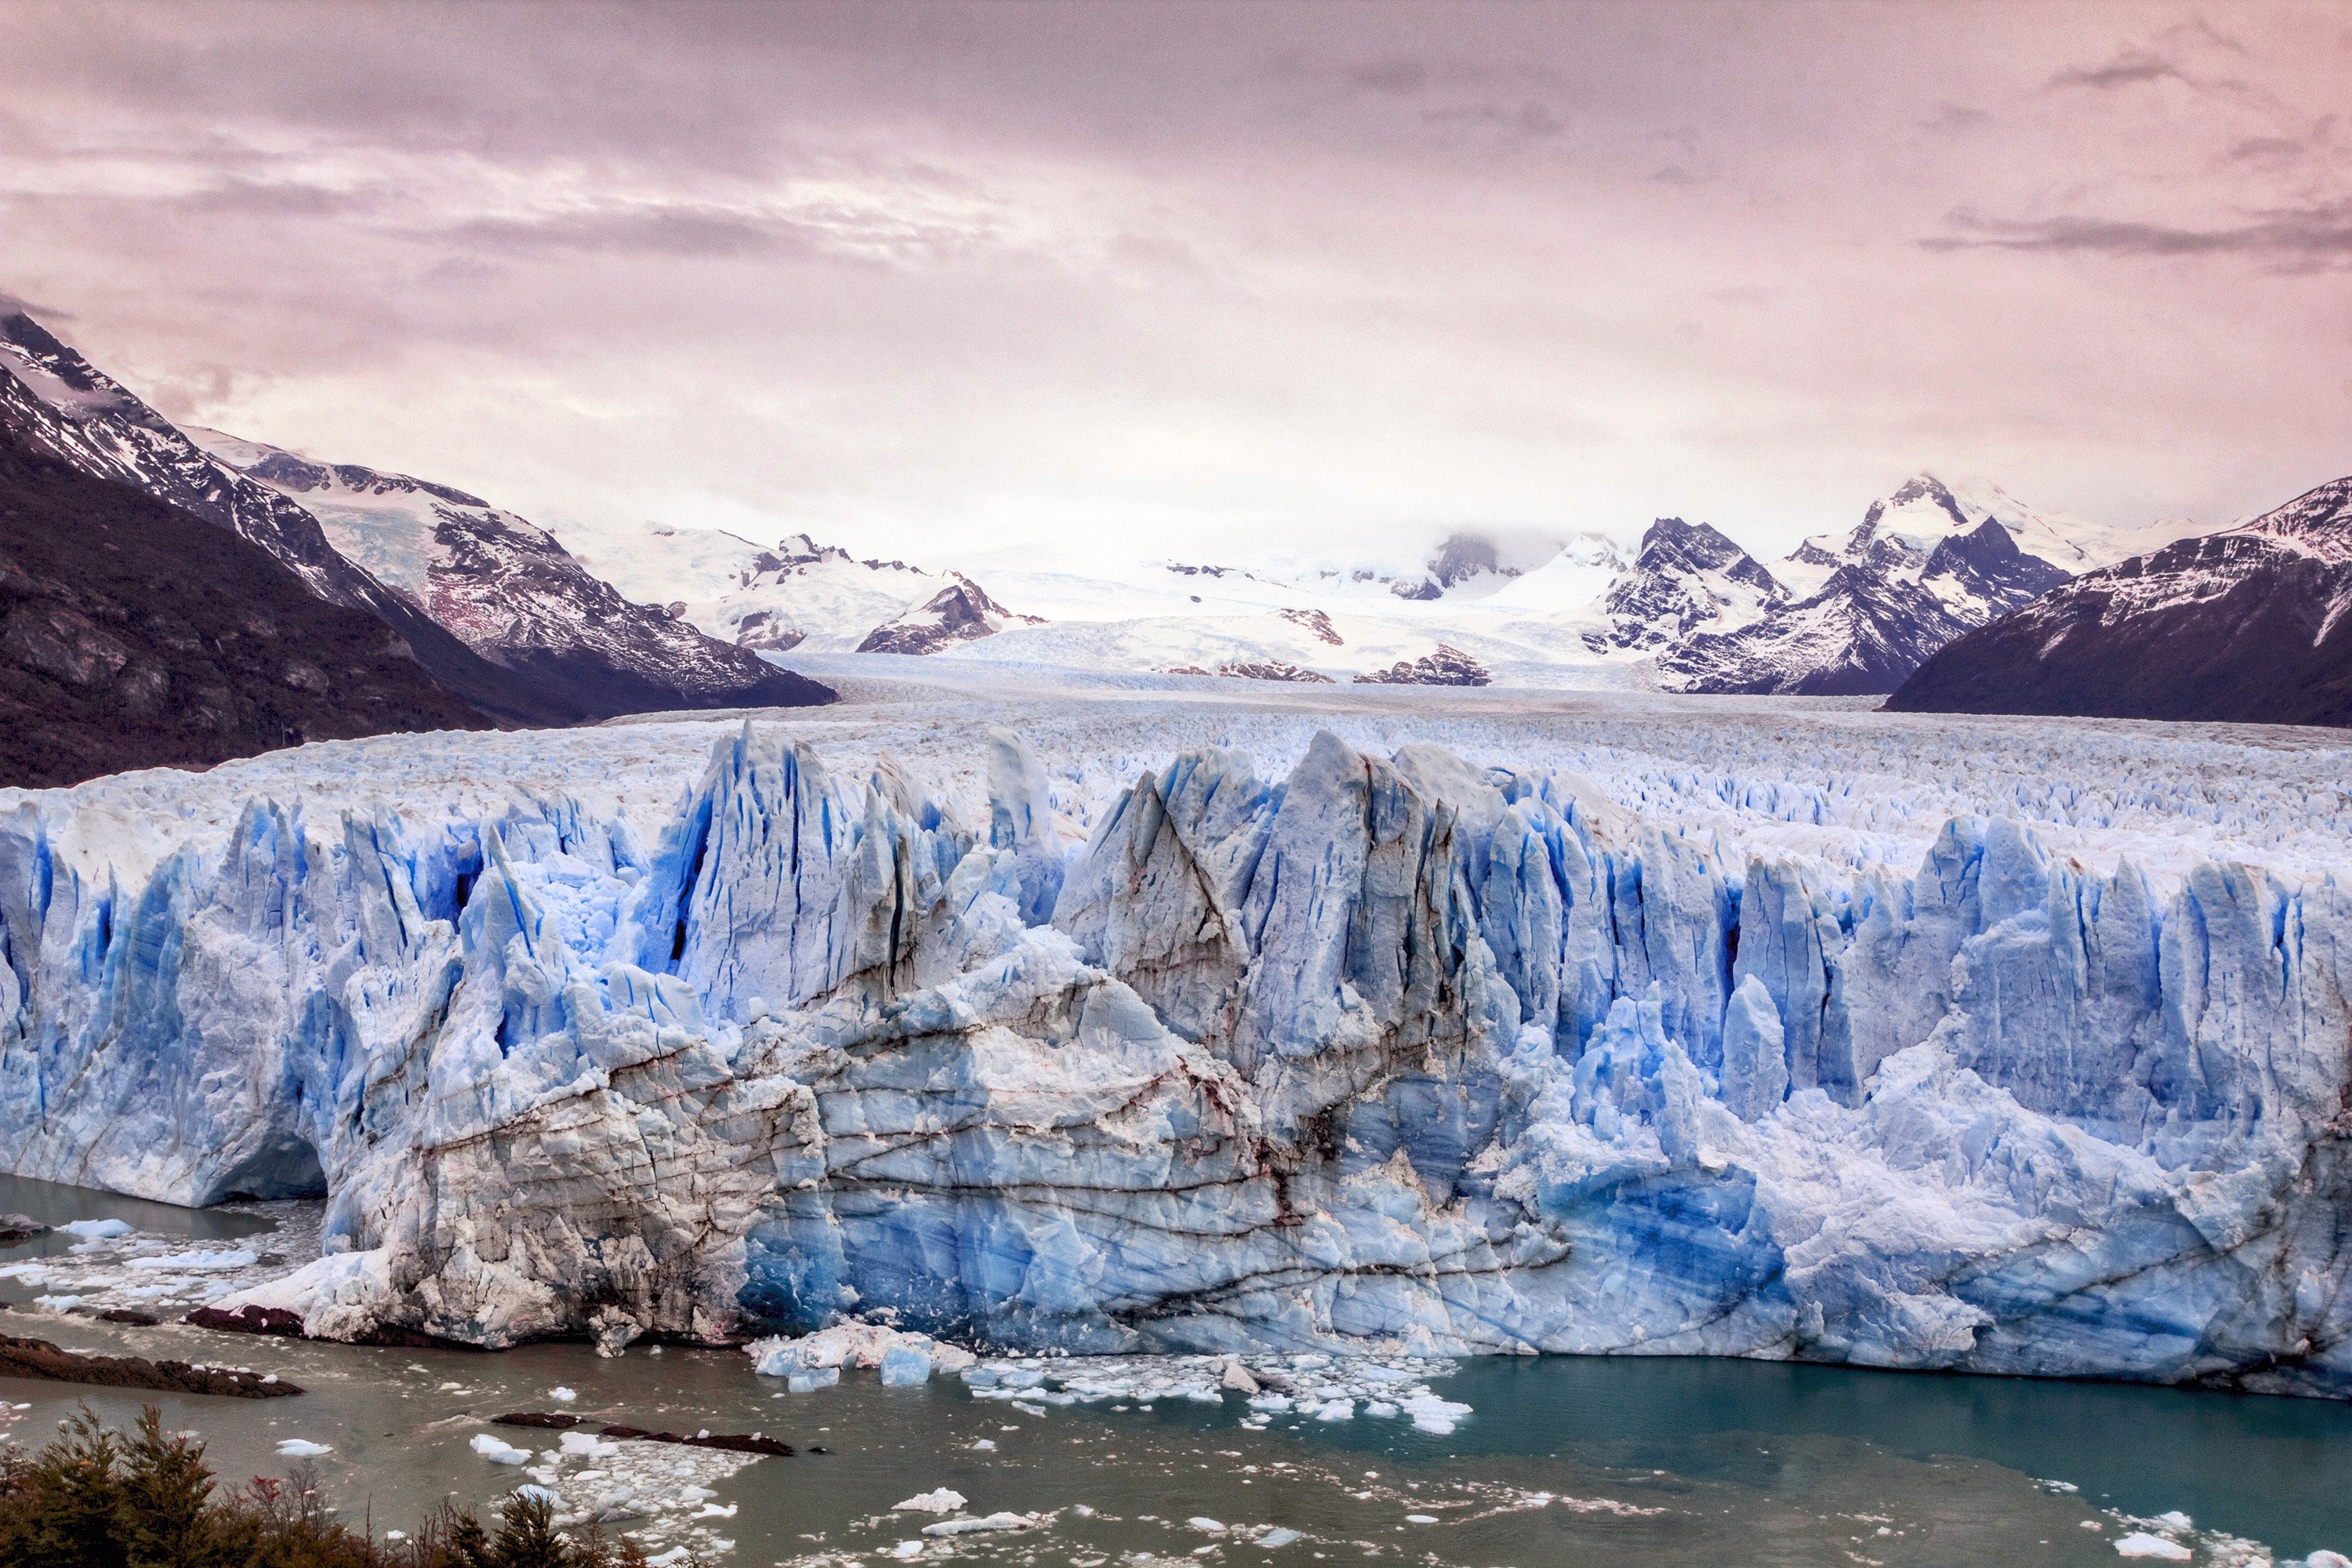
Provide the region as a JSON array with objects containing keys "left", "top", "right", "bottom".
[
  {"left": 1889, "top": 477, "right": 2352, "bottom": 728},
  {"left": 0, "top": 307, "right": 827, "bottom": 724},
  {"left": 0, "top": 426, "right": 487, "bottom": 787}
]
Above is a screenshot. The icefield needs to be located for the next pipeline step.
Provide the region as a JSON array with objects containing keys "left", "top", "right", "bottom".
[{"left": 1, "top": 673, "right": 2347, "bottom": 1396}]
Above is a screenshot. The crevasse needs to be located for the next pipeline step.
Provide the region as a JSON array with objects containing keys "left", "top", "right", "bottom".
[{"left": 0, "top": 724, "right": 2344, "bottom": 1394}]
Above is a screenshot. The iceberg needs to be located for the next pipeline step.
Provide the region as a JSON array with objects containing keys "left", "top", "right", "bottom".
[{"left": 0, "top": 702, "right": 2347, "bottom": 1399}]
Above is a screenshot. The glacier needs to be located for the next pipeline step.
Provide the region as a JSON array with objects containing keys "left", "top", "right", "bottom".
[{"left": 0, "top": 677, "right": 2346, "bottom": 1396}]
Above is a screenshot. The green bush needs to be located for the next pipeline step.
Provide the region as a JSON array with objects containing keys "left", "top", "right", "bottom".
[{"left": 0, "top": 1406, "right": 684, "bottom": 1568}]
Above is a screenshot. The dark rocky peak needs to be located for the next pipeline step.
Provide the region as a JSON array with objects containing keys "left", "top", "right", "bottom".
[
  {"left": 1602, "top": 517, "right": 1785, "bottom": 650},
  {"left": 241, "top": 450, "right": 335, "bottom": 492},
  {"left": 855, "top": 572, "right": 1040, "bottom": 655},
  {"left": 1428, "top": 531, "right": 1510, "bottom": 587},
  {"left": 1922, "top": 517, "right": 2070, "bottom": 607},
  {"left": 1635, "top": 517, "right": 1783, "bottom": 593},
  {"left": 923, "top": 575, "right": 1005, "bottom": 636},
  {"left": 1860, "top": 474, "right": 1970, "bottom": 536}
]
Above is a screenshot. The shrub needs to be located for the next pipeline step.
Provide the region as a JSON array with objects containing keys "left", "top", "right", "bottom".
[{"left": 0, "top": 1405, "right": 678, "bottom": 1568}]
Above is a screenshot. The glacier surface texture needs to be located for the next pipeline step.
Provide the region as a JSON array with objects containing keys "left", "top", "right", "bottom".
[{"left": 0, "top": 683, "right": 2347, "bottom": 1396}]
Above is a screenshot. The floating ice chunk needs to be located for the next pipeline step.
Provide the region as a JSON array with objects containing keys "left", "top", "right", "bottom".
[
  {"left": 2154, "top": 1513, "right": 2193, "bottom": 1530},
  {"left": 2112, "top": 1537, "right": 2192, "bottom": 1561},
  {"left": 1189, "top": 1517, "right": 1226, "bottom": 1532},
  {"left": 1399, "top": 1392, "right": 1472, "bottom": 1435},
  {"left": 1405, "top": 1514, "right": 1439, "bottom": 1524},
  {"left": 558, "top": 1432, "right": 619, "bottom": 1458},
  {"left": 1258, "top": 1527, "right": 1303, "bottom": 1548},
  {"left": 470, "top": 1434, "right": 532, "bottom": 1465},
  {"left": 786, "top": 1367, "right": 841, "bottom": 1393},
  {"left": 127, "top": 1249, "right": 256, "bottom": 1272},
  {"left": 1311, "top": 1399, "right": 1354, "bottom": 1421},
  {"left": 511, "top": 1484, "right": 561, "bottom": 1504},
  {"left": 549, "top": 1387, "right": 577, "bottom": 1403},
  {"left": 880, "top": 1345, "right": 934, "bottom": 1385},
  {"left": 885, "top": 1544, "right": 924, "bottom": 1561},
  {"left": 60, "top": 1219, "right": 132, "bottom": 1240},
  {"left": 923, "top": 1512, "right": 1036, "bottom": 1536},
  {"left": 274, "top": 1439, "right": 332, "bottom": 1457},
  {"left": 968, "top": 1438, "right": 997, "bottom": 1451},
  {"left": 895, "top": 1489, "right": 968, "bottom": 1513},
  {"left": 694, "top": 1502, "right": 738, "bottom": 1518},
  {"left": 2306, "top": 1552, "right": 2352, "bottom": 1568}
]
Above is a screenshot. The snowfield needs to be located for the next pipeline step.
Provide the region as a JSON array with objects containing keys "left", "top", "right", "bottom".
[{"left": 1, "top": 662, "right": 2347, "bottom": 1395}]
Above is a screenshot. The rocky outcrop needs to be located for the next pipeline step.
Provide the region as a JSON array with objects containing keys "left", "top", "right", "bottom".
[{"left": 1353, "top": 645, "right": 1491, "bottom": 685}]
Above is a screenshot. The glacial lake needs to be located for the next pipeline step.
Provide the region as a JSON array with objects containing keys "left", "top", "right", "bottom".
[{"left": 2, "top": 1174, "right": 2345, "bottom": 1566}]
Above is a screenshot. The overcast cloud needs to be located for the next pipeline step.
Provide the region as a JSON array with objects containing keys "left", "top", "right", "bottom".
[{"left": 2, "top": 0, "right": 2347, "bottom": 561}]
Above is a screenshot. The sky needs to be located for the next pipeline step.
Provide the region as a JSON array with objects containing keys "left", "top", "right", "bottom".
[{"left": 1, "top": 0, "right": 2347, "bottom": 565}]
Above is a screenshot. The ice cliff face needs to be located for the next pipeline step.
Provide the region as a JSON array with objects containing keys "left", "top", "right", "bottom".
[{"left": 0, "top": 713, "right": 2346, "bottom": 1395}]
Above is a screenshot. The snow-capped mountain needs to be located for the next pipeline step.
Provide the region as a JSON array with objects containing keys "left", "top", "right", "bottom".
[
  {"left": 1666, "top": 476, "right": 2096, "bottom": 695},
  {"left": 569, "top": 481, "right": 2150, "bottom": 696},
  {"left": 1599, "top": 518, "right": 1785, "bottom": 652},
  {"left": 1890, "top": 477, "right": 2352, "bottom": 728},
  {"left": 0, "top": 305, "right": 827, "bottom": 724},
  {"left": 191, "top": 430, "right": 826, "bottom": 721}
]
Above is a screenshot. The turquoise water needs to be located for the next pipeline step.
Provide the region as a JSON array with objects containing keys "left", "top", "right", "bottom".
[{"left": 2, "top": 1174, "right": 2345, "bottom": 1565}]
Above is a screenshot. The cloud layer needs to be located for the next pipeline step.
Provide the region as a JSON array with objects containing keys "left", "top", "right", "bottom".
[{"left": 2, "top": 0, "right": 2346, "bottom": 560}]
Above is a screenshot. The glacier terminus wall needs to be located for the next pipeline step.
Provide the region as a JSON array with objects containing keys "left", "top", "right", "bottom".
[{"left": 0, "top": 684, "right": 2346, "bottom": 1396}]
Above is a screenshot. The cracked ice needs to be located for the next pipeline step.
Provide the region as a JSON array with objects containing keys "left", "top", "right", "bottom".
[{"left": 0, "top": 688, "right": 2347, "bottom": 1396}]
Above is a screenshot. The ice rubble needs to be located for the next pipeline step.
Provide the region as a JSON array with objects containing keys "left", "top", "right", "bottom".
[{"left": 0, "top": 705, "right": 2348, "bottom": 1397}]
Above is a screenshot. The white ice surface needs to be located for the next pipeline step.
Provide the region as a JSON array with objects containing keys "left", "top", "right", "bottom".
[{"left": 1, "top": 666, "right": 2347, "bottom": 1399}]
